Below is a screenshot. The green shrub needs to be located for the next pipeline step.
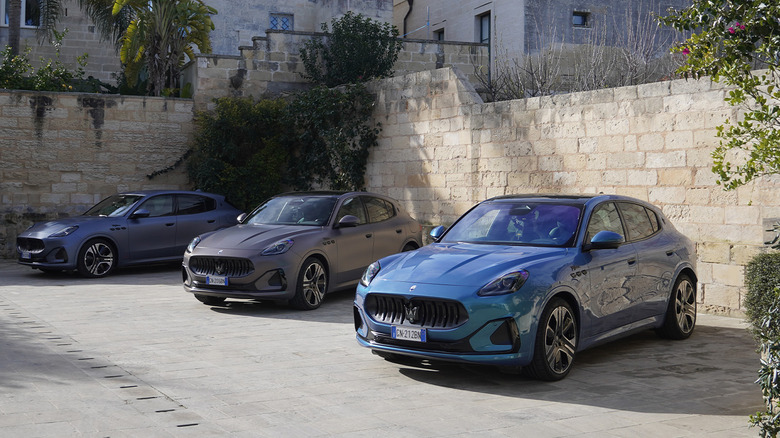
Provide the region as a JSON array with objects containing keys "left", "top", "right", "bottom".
[
  {"left": 187, "top": 97, "right": 290, "bottom": 211},
  {"left": 744, "top": 252, "right": 780, "bottom": 333},
  {"left": 300, "top": 11, "right": 403, "bottom": 87},
  {"left": 284, "top": 83, "right": 379, "bottom": 191},
  {"left": 749, "top": 287, "right": 780, "bottom": 437}
]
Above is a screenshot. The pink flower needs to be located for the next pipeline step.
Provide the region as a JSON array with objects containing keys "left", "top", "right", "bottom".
[
  {"left": 728, "top": 27, "right": 735, "bottom": 34},
  {"left": 739, "top": 23, "right": 745, "bottom": 30},
  {"left": 682, "top": 47, "right": 690, "bottom": 55}
]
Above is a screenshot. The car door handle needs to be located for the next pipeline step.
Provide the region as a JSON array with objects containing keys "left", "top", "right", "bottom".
[
  {"left": 395, "top": 229, "right": 402, "bottom": 234},
  {"left": 627, "top": 258, "right": 637, "bottom": 265},
  {"left": 666, "top": 250, "right": 674, "bottom": 256},
  {"left": 165, "top": 223, "right": 175, "bottom": 227},
  {"left": 207, "top": 219, "right": 216, "bottom": 223},
  {"left": 365, "top": 233, "right": 373, "bottom": 238}
]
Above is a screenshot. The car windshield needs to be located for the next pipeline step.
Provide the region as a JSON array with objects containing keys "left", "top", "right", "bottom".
[
  {"left": 441, "top": 201, "right": 582, "bottom": 247},
  {"left": 245, "top": 196, "right": 338, "bottom": 226},
  {"left": 83, "top": 195, "right": 144, "bottom": 217}
]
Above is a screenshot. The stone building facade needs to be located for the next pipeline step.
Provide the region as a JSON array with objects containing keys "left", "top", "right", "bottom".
[
  {"left": 395, "top": 0, "right": 690, "bottom": 85},
  {"left": 208, "top": 0, "right": 393, "bottom": 55},
  {"left": 0, "top": 0, "right": 120, "bottom": 83},
  {"left": 183, "top": 30, "right": 488, "bottom": 109},
  {"left": 0, "top": 0, "right": 393, "bottom": 85}
]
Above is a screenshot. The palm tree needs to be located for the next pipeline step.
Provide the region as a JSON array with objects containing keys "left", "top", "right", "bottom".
[{"left": 112, "top": 0, "right": 216, "bottom": 96}]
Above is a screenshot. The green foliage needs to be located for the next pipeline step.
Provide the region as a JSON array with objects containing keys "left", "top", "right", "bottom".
[
  {"left": 744, "top": 252, "right": 780, "bottom": 334},
  {"left": 285, "top": 84, "right": 380, "bottom": 191},
  {"left": 187, "top": 97, "right": 289, "bottom": 211},
  {"left": 0, "top": 30, "right": 111, "bottom": 93},
  {"left": 749, "top": 288, "right": 780, "bottom": 438},
  {"left": 112, "top": 0, "right": 216, "bottom": 96},
  {"left": 300, "top": 11, "right": 403, "bottom": 87},
  {"left": 659, "top": 1, "right": 780, "bottom": 190},
  {"left": 744, "top": 252, "right": 780, "bottom": 437}
]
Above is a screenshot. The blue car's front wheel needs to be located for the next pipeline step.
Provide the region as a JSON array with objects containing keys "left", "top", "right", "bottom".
[
  {"left": 524, "top": 297, "right": 578, "bottom": 381},
  {"left": 77, "top": 238, "right": 116, "bottom": 278}
]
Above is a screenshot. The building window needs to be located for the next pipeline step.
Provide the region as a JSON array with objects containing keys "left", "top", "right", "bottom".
[
  {"left": 3, "top": 0, "right": 40, "bottom": 27},
  {"left": 434, "top": 29, "right": 444, "bottom": 41},
  {"left": 572, "top": 11, "right": 589, "bottom": 27},
  {"left": 478, "top": 13, "right": 490, "bottom": 44},
  {"left": 269, "top": 13, "right": 293, "bottom": 31}
]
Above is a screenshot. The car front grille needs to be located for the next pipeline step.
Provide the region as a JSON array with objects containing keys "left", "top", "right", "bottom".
[
  {"left": 17, "top": 237, "right": 45, "bottom": 253},
  {"left": 188, "top": 256, "right": 254, "bottom": 278},
  {"left": 365, "top": 294, "right": 468, "bottom": 329}
]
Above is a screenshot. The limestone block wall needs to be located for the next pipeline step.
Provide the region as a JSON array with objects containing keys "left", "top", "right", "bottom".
[
  {"left": 0, "top": 90, "right": 194, "bottom": 258},
  {"left": 183, "top": 30, "right": 488, "bottom": 110},
  {"left": 366, "top": 67, "right": 780, "bottom": 315}
]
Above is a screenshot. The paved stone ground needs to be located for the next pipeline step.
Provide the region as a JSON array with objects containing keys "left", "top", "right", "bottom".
[{"left": 0, "top": 260, "right": 765, "bottom": 437}]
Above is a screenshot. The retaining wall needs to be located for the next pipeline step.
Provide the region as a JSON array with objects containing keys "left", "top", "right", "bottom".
[{"left": 0, "top": 90, "right": 194, "bottom": 257}]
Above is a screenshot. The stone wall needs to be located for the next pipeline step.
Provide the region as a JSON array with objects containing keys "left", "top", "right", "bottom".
[
  {"left": 183, "top": 30, "right": 488, "bottom": 110},
  {"left": 365, "top": 67, "right": 780, "bottom": 316},
  {"left": 0, "top": 90, "right": 194, "bottom": 257}
]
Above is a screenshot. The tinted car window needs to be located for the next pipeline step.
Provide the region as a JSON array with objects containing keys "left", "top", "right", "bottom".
[
  {"left": 84, "top": 194, "right": 143, "bottom": 217},
  {"left": 336, "top": 197, "right": 367, "bottom": 225},
  {"left": 246, "top": 196, "right": 336, "bottom": 226},
  {"left": 177, "top": 195, "right": 216, "bottom": 215},
  {"left": 619, "top": 202, "right": 656, "bottom": 241},
  {"left": 139, "top": 195, "right": 174, "bottom": 217},
  {"left": 441, "top": 202, "right": 581, "bottom": 247},
  {"left": 364, "top": 197, "right": 395, "bottom": 223},
  {"left": 585, "top": 202, "right": 624, "bottom": 242}
]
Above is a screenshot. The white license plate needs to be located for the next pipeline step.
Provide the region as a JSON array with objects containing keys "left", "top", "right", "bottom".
[
  {"left": 206, "top": 275, "right": 228, "bottom": 286},
  {"left": 392, "top": 326, "right": 426, "bottom": 342},
  {"left": 21, "top": 251, "right": 31, "bottom": 260}
]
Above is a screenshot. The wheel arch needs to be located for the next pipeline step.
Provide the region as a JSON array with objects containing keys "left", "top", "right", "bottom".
[{"left": 539, "top": 287, "right": 582, "bottom": 340}]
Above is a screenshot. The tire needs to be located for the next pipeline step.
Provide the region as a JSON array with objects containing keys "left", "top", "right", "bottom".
[
  {"left": 524, "top": 297, "right": 578, "bottom": 381},
  {"left": 658, "top": 274, "right": 696, "bottom": 340},
  {"left": 290, "top": 257, "right": 328, "bottom": 310},
  {"left": 76, "top": 238, "right": 116, "bottom": 278},
  {"left": 402, "top": 243, "right": 418, "bottom": 252},
  {"left": 195, "top": 294, "right": 226, "bottom": 306}
]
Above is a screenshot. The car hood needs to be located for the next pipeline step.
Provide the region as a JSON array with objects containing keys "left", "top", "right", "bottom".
[
  {"left": 20, "top": 216, "right": 111, "bottom": 236},
  {"left": 197, "top": 224, "right": 323, "bottom": 250},
  {"left": 375, "top": 242, "right": 569, "bottom": 287}
]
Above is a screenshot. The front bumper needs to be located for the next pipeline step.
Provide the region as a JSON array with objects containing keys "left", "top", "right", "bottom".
[
  {"left": 353, "top": 284, "right": 537, "bottom": 367},
  {"left": 182, "top": 253, "right": 296, "bottom": 301},
  {"left": 17, "top": 236, "right": 77, "bottom": 270}
]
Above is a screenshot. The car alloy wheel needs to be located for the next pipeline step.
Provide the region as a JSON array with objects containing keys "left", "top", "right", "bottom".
[
  {"left": 77, "top": 239, "right": 115, "bottom": 278},
  {"left": 291, "top": 257, "right": 327, "bottom": 310},
  {"left": 525, "top": 297, "right": 577, "bottom": 381},
  {"left": 659, "top": 274, "right": 696, "bottom": 340}
]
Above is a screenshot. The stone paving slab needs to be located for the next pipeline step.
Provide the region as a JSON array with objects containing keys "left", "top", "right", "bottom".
[{"left": 0, "top": 260, "right": 765, "bottom": 437}]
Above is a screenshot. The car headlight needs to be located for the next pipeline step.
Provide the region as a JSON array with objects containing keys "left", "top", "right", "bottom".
[
  {"left": 360, "top": 261, "right": 381, "bottom": 287},
  {"left": 262, "top": 239, "right": 294, "bottom": 255},
  {"left": 186, "top": 236, "right": 201, "bottom": 253},
  {"left": 49, "top": 226, "right": 79, "bottom": 238},
  {"left": 478, "top": 270, "right": 529, "bottom": 296}
]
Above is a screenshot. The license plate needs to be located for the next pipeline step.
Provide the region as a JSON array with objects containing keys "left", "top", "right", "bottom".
[
  {"left": 206, "top": 275, "right": 228, "bottom": 286},
  {"left": 392, "top": 326, "right": 426, "bottom": 342},
  {"left": 21, "top": 251, "right": 31, "bottom": 260}
]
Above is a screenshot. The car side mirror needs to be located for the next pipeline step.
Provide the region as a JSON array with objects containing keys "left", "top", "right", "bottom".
[
  {"left": 588, "top": 230, "right": 625, "bottom": 250},
  {"left": 429, "top": 225, "right": 446, "bottom": 241},
  {"left": 336, "top": 215, "right": 359, "bottom": 228},
  {"left": 237, "top": 213, "right": 247, "bottom": 223},
  {"left": 130, "top": 209, "right": 151, "bottom": 219}
]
